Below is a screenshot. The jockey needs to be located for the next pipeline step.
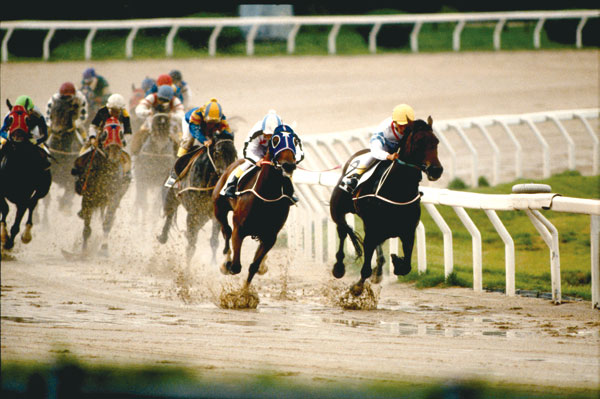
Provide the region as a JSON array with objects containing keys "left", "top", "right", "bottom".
[
  {"left": 45, "top": 82, "right": 88, "bottom": 140},
  {"left": 141, "top": 77, "right": 156, "bottom": 96},
  {"left": 80, "top": 67, "right": 110, "bottom": 108},
  {"left": 73, "top": 93, "right": 132, "bottom": 178},
  {"left": 169, "top": 69, "right": 192, "bottom": 109},
  {"left": 131, "top": 84, "right": 184, "bottom": 155},
  {"left": 1, "top": 95, "right": 48, "bottom": 147},
  {"left": 219, "top": 111, "right": 304, "bottom": 202},
  {"left": 176, "top": 97, "right": 233, "bottom": 157},
  {"left": 144, "top": 74, "right": 174, "bottom": 96},
  {"left": 339, "top": 103, "right": 415, "bottom": 193}
]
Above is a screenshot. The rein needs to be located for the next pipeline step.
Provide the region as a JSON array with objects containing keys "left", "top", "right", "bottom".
[{"left": 236, "top": 160, "right": 294, "bottom": 203}]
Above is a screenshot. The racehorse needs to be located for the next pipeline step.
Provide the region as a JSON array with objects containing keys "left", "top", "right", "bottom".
[
  {"left": 73, "top": 118, "right": 130, "bottom": 255},
  {"left": 157, "top": 133, "right": 237, "bottom": 263},
  {"left": 133, "top": 112, "right": 178, "bottom": 220},
  {"left": 46, "top": 96, "right": 84, "bottom": 213},
  {"left": 329, "top": 117, "right": 443, "bottom": 296},
  {"left": 0, "top": 100, "right": 52, "bottom": 251},
  {"left": 212, "top": 125, "right": 298, "bottom": 289}
]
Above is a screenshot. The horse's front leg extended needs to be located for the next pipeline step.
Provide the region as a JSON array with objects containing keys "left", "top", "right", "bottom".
[
  {"left": 246, "top": 235, "right": 276, "bottom": 287},
  {"left": 391, "top": 229, "right": 415, "bottom": 276},
  {"left": 351, "top": 235, "right": 377, "bottom": 297},
  {"left": 81, "top": 198, "right": 93, "bottom": 252},
  {"left": 214, "top": 197, "right": 232, "bottom": 257},
  {"left": 227, "top": 225, "right": 243, "bottom": 275},
  {"left": 332, "top": 222, "right": 348, "bottom": 278},
  {"left": 4, "top": 204, "right": 27, "bottom": 250},
  {"left": 21, "top": 201, "right": 37, "bottom": 244}
]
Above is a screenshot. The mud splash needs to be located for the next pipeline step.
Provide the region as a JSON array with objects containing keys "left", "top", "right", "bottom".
[
  {"left": 324, "top": 279, "right": 382, "bottom": 310},
  {"left": 217, "top": 282, "right": 260, "bottom": 309}
]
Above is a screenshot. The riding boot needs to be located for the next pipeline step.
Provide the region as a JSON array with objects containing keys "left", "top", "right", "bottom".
[
  {"left": 340, "top": 173, "right": 359, "bottom": 193},
  {"left": 222, "top": 176, "right": 239, "bottom": 198}
]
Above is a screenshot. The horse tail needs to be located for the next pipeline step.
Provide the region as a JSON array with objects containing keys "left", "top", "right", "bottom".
[{"left": 344, "top": 223, "right": 363, "bottom": 258}]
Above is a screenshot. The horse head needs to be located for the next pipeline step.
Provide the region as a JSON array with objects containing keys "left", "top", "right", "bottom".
[
  {"left": 400, "top": 116, "right": 443, "bottom": 181},
  {"left": 129, "top": 84, "right": 145, "bottom": 112},
  {"left": 210, "top": 133, "right": 238, "bottom": 175},
  {"left": 268, "top": 124, "right": 298, "bottom": 178},
  {"left": 150, "top": 112, "right": 172, "bottom": 140},
  {"left": 100, "top": 117, "right": 124, "bottom": 164}
]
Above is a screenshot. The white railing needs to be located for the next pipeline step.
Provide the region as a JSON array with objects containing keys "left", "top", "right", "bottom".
[
  {"left": 1, "top": 10, "right": 598, "bottom": 62},
  {"left": 286, "top": 109, "right": 600, "bottom": 308}
]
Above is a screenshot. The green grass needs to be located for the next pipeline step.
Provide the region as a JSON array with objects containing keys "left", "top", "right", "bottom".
[
  {"left": 2, "top": 14, "right": 595, "bottom": 62},
  {"left": 390, "top": 171, "right": 598, "bottom": 300}
]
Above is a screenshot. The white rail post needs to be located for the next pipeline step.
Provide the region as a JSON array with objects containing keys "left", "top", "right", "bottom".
[
  {"left": 575, "top": 16, "right": 588, "bottom": 49},
  {"left": 497, "top": 120, "right": 523, "bottom": 179},
  {"left": 526, "top": 210, "right": 561, "bottom": 304},
  {"left": 453, "top": 206, "right": 483, "bottom": 292},
  {"left": 328, "top": 23, "right": 341, "bottom": 55},
  {"left": 287, "top": 24, "right": 300, "bottom": 54},
  {"left": 1, "top": 27, "right": 14, "bottom": 63},
  {"left": 410, "top": 21, "right": 422, "bottom": 53},
  {"left": 453, "top": 20, "right": 466, "bottom": 52},
  {"left": 369, "top": 22, "right": 382, "bottom": 53},
  {"left": 591, "top": 215, "right": 599, "bottom": 309},
  {"left": 416, "top": 221, "right": 427, "bottom": 274},
  {"left": 43, "top": 28, "right": 55, "bottom": 61},
  {"left": 451, "top": 123, "right": 479, "bottom": 187},
  {"left": 522, "top": 117, "right": 551, "bottom": 178},
  {"left": 423, "top": 203, "right": 453, "bottom": 278},
  {"left": 484, "top": 209, "right": 516, "bottom": 296},
  {"left": 548, "top": 115, "right": 576, "bottom": 170},
  {"left": 126, "top": 27, "right": 139, "bottom": 59},
  {"left": 574, "top": 113, "right": 599, "bottom": 175},
  {"left": 166, "top": 25, "right": 179, "bottom": 57},
  {"left": 208, "top": 25, "right": 223, "bottom": 57},
  {"left": 84, "top": 28, "right": 97, "bottom": 61},
  {"left": 533, "top": 18, "right": 545, "bottom": 49},
  {"left": 474, "top": 121, "right": 501, "bottom": 186},
  {"left": 246, "top": 23, "right": 259, "bottom": 56},
  {"left": 493, "top": 19, "right": 506, "bottom": 51}
]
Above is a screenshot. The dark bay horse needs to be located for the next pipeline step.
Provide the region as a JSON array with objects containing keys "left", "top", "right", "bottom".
[
  {"left": 46, "top": 97, "right": 84, "bottom": 213},
  {"left": 133, "top": 113, "right": 178, "bottom": 220},
  {"left": 329, "top": 117, "right": 443, "bottom": 296},
  {"left": 158, "top": 133, "right": 237, "bottom": 263},
  {"left": 73, "top": 118, "right": 130, "bottom": 254},
  {"left": 212, "top": 125, "right": 298, "bottom": 289},
  {"left": 0, "top": 111, "right": 52, "bottom": 251}
]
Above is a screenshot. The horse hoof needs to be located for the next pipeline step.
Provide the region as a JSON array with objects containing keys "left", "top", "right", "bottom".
[
  {"left": 230, "top": 263, "right": 242, "bottom": 275},
  {"left": 350, "top": 283, "right": 364, "bottom": 297},
  {"left": 156, "top": 233, "right": 168, "bottom": 244},
  {"left": 332, "top": 262, "right": 346, "bottom": 279},
  {"left": 21, "top": 226, "right": 32, "bottom": 244},
  {"left": 257, "top": 262, "right": 268, "bottom": 275},
  {"left": 372, "top": 273, "right": 383, "bottom": 284},
  {"left": 220, "top": 262, "right": 229, "bottom": 275},
  {"left": 391, "top": 255, "right": 411, "bottom": 276},
  {"left": 4, "top": 240, "right": 15, "bottom": 250}
]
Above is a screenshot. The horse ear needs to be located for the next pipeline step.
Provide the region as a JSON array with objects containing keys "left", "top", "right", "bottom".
[
  {"left": 406, "top": 116, "right": 414, "bottom": 125},
  {"left": 6, "top": 99, "right": 12, "bottom": 110},
  {"left": 427, "top": 115, "right": 433, "bottom": 126}
]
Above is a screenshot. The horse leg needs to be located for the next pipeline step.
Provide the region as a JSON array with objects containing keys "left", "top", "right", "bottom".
[
  {"left": 4, "top": 203, "right": 27, "bottom": 250},
  {"left": 391, "top": 230, "right": 415, "bottom": 276},
  {"left": 157, "top": 187, "right": 177, "bottom": 244},
  {"left": 81, "top": 198, "right": 93, "bottom": 252},
  {"left": 1, "top": 197, "right": 9, "bottom": 245},
  {"left": 372, "top": 244, "right": 386, "bottom": 284},
  {"left": 246, "top": 235, "right": 276, "bottom": 288},
  {"left": 185, "top": 211, "right": 201, "bottom": 263},
  {"left": 209, "top": 219, "right": 220, "bottom": 264},
  {"left": 332, "top": 222, "right": 348, "bottom": 278},
  {"left": 99, "top": 201, "right": 119, "bottom": 257},
  {"left": 351, "top": 234, "right": 378, "bottom": 297},
  {"left": 214, "top": 196, "right": 233, "bottom": 265}
]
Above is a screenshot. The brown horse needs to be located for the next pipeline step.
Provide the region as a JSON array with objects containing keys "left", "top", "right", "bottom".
[
  {"left": 212, "top": 125, "right": 299, "bottom": 289},
  {"left": 329, "top": 117, "right": 443, "bottom": 296},
  {"left": 72, "top": 118, "right": 130, "bottom": 255}
]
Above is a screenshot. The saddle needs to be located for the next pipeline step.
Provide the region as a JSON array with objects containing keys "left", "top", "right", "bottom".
[{"left": 173, "top": 145, "right": 205, "bottom": 181}]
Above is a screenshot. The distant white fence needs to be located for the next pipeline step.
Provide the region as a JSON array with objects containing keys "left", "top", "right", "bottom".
[
  {"left": 1, "top": 10, "right": 598, "bottom": 62},
  {"left": 287, "top": 109, "right": 600, "bottom": 308}
]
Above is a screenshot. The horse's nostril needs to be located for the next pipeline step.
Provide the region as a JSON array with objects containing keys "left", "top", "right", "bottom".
[{"left": 282, "top": 163, "right": 296, "bottom": 173}]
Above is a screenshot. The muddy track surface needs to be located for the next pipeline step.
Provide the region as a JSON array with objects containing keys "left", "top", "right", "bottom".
[{"left": 1, "top": 51, "right": 599, "bottom": 390}]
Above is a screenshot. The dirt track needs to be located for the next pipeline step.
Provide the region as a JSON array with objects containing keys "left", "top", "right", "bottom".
[{"left": 1, "top": 51, "right": 599, "bottom": 391}]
